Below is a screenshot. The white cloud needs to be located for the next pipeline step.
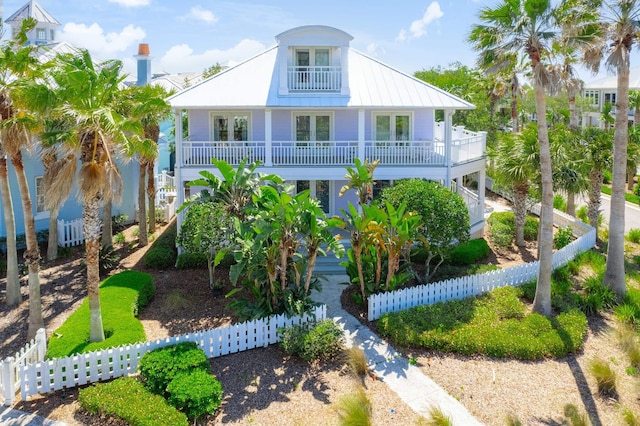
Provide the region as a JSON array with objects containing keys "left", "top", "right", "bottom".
[
  {"left": 58, "top": 22, "right": 146, "bottom": 59},
  {"left": 158, "top": 39, "right": 267, "bottom": 74},
  {"left": 397, "top": 1, "right": 444, "bottom": 42},
  {"left": 366, "top": 42, "right": 386, "bottom": 57},
  {"left": 107, "top": 0, "right": 151, "bottom": 6},
  {"left": 188, "top": 6, "right": 218, "bottom": 24}
]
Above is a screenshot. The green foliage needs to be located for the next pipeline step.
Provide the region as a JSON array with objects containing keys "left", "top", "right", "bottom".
[
  {"left": 448, "top": 239, "right": 490, "bottom": 266},
  {"left": 335, "top": 388, "right": 372, "bottom": 426},
  {"left": 347, "top": 347, "right": 368, "bottom": 376},
  {"left": 47, "top": 271, "right": 154, "bottom": 358},
  {"left": 563, "top": 404, "right": 590, "bottom": 426},
  {"left": 378, "top": 286, "right": 587, "bottom": 360},
  {"left": 278, "top": 319, "right": 345, "bottom": 362},
  {"left": 553, "top": 194, "right": 567, "bottom": 212},
  {"left": 138, "top": 342, "right": 210, "bottom": 396},
  {"left": 622, "top": 408, "right": 640, "bottom": 426},
  {"left": 175, "top": 252, "right": 207, "bottom": 269},
  {"left": 579, "top": 277, "right": 616, "bottom": 316},
  {"left": 113, "top": 232, "right": 126, "bottom": 245},
  {"left": 78, "top": 377, "right": 188, "bottom": 426},
  {"left": 111, "top": 214, "right": 129, "bottom": 232},
  {"left": 554, "top": 227, "right": 574, "bottom": 250},
  {"left": 615, "top": 288, "right": 640, "bottom": 324},
  {"left": 603, "top": 170, "right": 612, "bottom": 185},
  {"left": 587, "top": 358, "right": 617, "bottom": 396},
  {"left": 524, "top": 216, "right": 539, "bottom": 241},
  {"left": 425, "top": 407, "right": 453, "bottom": 426},
  {"left": 489, "top": 221, "right": 514, "bottom": 249},
  {"left": 99, "top": 245, "right": 120, "bottom": 276},
  {"left": 627, "top": 228, "right": 640, "bottom": 244},
  {"left": 143, "top": 246, "right": 175, "bottom": 269},
  {"left": 166, "top": 370, "right": 223, "bottom": 420}
]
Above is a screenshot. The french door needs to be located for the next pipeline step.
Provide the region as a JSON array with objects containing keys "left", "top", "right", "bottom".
[{"left": 295, "top": 114, "right": 331, "bottom": 145}]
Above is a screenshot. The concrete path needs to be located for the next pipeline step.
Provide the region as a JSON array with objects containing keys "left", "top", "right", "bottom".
[
  {"left": 0, "top": 407, "right": 67, "bottom": 426},
  {"left": 314, "top": 275, "right": 483, "bottom": 425}
]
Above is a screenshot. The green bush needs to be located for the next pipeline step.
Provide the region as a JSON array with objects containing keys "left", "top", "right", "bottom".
[
  {"left": 579, "top": 277, "right": 616, "bottom": 315},
  {"left": 449, "top": 239, "right": 490, "bottom": 266},
  {"left": 138, "top": 342, "right": 210, "bottom": 395},
  {"left": 603, "top": 170, "right": 612, "bottom": 185},
  {"left": 487, "top": 211, "right": 516, "bottom": 232},
  {"left": 144, "top": 246, "right": 175, "bottom": 269},
  {"left": 524, "top": 216, "right": 539, "bottom": 241},
  {"left": 627, "top": 228, "right": 640, "bottom": 244},
  {"left": 166, "top": 370, "right": 223, "bottom": 420},
  {"left": 553, "top": 194, "right": 567, "bottom": 212},
  {"left": 554, "top": 226, "right": 574, "bottom": 250},
  {"left": 378, "top": 286, "right": 587, "bottom": 360},
  {"left": 175, "top": 252, "right": 208, "bottom": 269},
  {"left": 489, "top": 221, "right": 513, "bottom": 249},
  {"left": 278, "top": 319, "right": 344, "bottom": 362},
  {"left": 79, "top": 377, "right": 187, "bottom": 426},
  {"left": 588, "top": 357, "right": 617, "bottom": 396},
  {"left": 47, "top": 271, "right": 154, "bottom": 358}
]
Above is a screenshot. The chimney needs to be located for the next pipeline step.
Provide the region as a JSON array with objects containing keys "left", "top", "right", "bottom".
[{"left": 135, "top": 43, "right": 151, "bottom": 86}]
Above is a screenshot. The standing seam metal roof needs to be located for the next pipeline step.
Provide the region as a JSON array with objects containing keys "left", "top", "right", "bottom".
[{"left": 6, "top": 0, "right": 61, "bottom": 25}]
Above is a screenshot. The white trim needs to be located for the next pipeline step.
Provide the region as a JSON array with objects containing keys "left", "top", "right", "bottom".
[{"left": 34, "top": 176, "right": 49, "bottom": 220}]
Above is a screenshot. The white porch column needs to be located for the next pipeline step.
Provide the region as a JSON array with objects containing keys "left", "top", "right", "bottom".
[
  {"left": 174, "top": 109, "right": 184, "bottom": 232},
  {"left": 478, "top": 166, "right": 486, "bottom": 222},
  {"left": 265, "top": 109, "right": 273, "bottom": 166},
  {"left": 341, "top": 47, "right": 350, "bottom": 96},
  {"left": 444, "top": 109, "right": 453, "bottom": 186},
  {"left": 358, "top": 108, "right": 365, "bottom": 161}
]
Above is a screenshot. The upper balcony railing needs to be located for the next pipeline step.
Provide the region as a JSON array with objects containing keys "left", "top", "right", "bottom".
[
  {"left": 181, "top": 131, "right": 485, "bottom": 168},
  {"left": 288, "top": 66, "right": 341, "bottom": 92}
]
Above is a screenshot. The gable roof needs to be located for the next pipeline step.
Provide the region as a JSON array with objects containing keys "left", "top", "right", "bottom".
[
  {"left": 6, "top": 0, "right": 60, "bottom": 26},
  {"left": 168, "top": 46, "right": 474, "bottom": 110},
  {"left": 585, "top": 67, "right": 640, "bottom": 90}
]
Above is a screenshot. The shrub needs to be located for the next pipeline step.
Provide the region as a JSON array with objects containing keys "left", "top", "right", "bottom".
[
  {"left": 588, "top": 357, "right": 617, "bottom": 396},
  {"left": 334, "top": 388, "right": 372, "bottom": 426},
  {"left": 554, "top": 227, "right": 574, "bottom": 250},
  {"left": 489, "top": 221, "right": 513, "bottom": 250},
  {"left": 175, "top": 252, "right": 207, "bottom": 269},
  {"left": 579, "top": 277, "right": 616, "bottom": 315},
  {"left": 603, "top": 170, "right": 612, "bottom": 184},
  {"left": 47, "top": 271, "right": 154, "bottom": 358},
  {"left": 111, "top": 214, "right": 129, "bottom": 232},
  {"left": 99, "top": 245, "right": 121, "bottom": 276},
  {"left": 144, "top": 246, "right": 175, "bottom": 269},
  {"left": 426, "top": 407, "right": 453, "bottom": 426},
  {"left": 448, "top": 239, "right": 490, "bottom": 266},
  {"left": 138, "top": 342, "right": 210, "bottom": 395},
  {"left": 563, "top": 404, "right": 589, "bottom": 426},
  {"left": 347, "top": 347, "right": 368, "bottom": 376},
  {"left": 113, "top": 232, "right": 126, "bottom": 245},
  {"left": 524, "top": 216, "right": 539, "bottom": 241},
  {"left": 627, "top": 228, "right": 640, "bottom": 244},
  {"left": 166, "top": 370, "right": 223, "bottom": 420},
  {"left": 278, "top": 319, "right": 344, "bottom": 362},
  {"left": 79, "top": 377, "right": 188, "bottom": 426},
  {"left": 553, "top": 194, "right": 567, "bottom": 212}
]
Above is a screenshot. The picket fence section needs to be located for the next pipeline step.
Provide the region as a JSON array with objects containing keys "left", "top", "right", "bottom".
[
  {"left": 368, "top": 212, "right": 596, "bottom": 321},
  {"left": 57, "top": 218, "right": 84, "bottom": 248},
  {"left": 19, "top": 306, "right": 325, "bottom": 401},
  {"left": 1, "top": 329, "right": 46, "bottom": 406}
]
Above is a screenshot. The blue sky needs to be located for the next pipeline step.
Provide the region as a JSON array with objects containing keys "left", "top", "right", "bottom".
[{"left": 3, "top": 0, "right": 606, "bottom": 83}]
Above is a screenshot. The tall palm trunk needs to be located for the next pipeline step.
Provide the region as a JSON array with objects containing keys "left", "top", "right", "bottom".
[
  {"left": 137, "top": 160, "right": 148, "bottom": 247},
  {"left": 84, "top": 193, "right": 105, "bottom": 342},
  {"left": 587, "top": 169, "right": 603, "bottom": 236},
  {"left": 511, "top": 73, "right": 519, "bottom": 132},
  {"left": 10, "top": 150, "right": 44, "bottom": 338},
  {"left": 101, "top": 199, "right": 112, "bottom": 248},
  {"left": 513, "top": 183, "right": 529, "bottom": 247},
  {"left": 147, "top": 161, "right": 156, "bottom": 233},
  {"left": 569, "top": 92, "right": 578, "bottom": 131},
  {"left": 0, "top": 156, "right": 20, "bottom": 306},
  {"left": 532, "top": 79, "right": 553, "bottom": 317},
  {"left": 47, "top": 205, "right": 59, "bottom": 261},
  {"left": 604, "top": 58, "right": 630, "bottom": 301}
]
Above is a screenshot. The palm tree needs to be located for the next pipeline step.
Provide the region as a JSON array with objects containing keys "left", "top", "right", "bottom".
[
  {"left": 0, "top": 18, "right": 46, "bottom": 336},
  {"left": 582, "top": 0, "right": 640, "bottom": 300},
  {"left": 628, "top": 126, "right": 640, "bottom": 190},
  {"left": 579, "top": 126, "right": 613, "bottom": 237},
  {"left": 630, "top": 89, "right": 640, "bottom": 126},
  {"left": 554, "top": 47, "right": 585, "bottom": 131},
  {"left": 469, "top": 0, "right": 597, "bottom": 316},
  {"left": 550, "top": 126, "right": 588, "bottom": 217},
  {"left": 0, "top": 142, "right": 19, "bottom": 306},
  {"left": 44, "top": 50, "right": 134, "bottom": 342},
  {"left": 339, "top": 158, "right": 379, "bottom": 207},
  {"left": 601, "top": 101, "right": 615, "bottom": 129}
]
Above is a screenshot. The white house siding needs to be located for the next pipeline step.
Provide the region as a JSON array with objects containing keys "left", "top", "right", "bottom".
[
  {"left": 271, "top": 110, "right": 293, "bottom": 141},
  {"left": 334, "top": 110, "right": 359, "bottom": 140}
]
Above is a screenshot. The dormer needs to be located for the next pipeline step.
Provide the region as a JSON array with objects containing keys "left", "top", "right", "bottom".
[
  {"left": 276, "top": 25, "right": 353, "bottom": 96},
  {"left": 6, "top": 0, "right": 61, "bottom": 46}
]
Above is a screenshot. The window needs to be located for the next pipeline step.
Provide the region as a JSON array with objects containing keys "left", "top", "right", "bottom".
[
  {"left": 35, "top": 176, "right": 47, "bottom": 215},
  {"left": 36, "top": 28, "right": 46, "bottom": 40},
  {"left": 374, "top": 113, "right": 411, "bottom": 144},
  {"left": 50, "top": 29, "right": 55, "bottom": 41},
  {"left": 294, "top": 48, "right": 332, "bottom": 89},
  {"left": 372, "top": 180, "right": 392, "bottom": 200},
  {"left": 210, "top": 113, "right": 250, "bottom": 142},
  {"left": 604, "top": 92, "right": 616, "bottom": 105},
  {"left": 584, "top": 90, "right": 599, "bottom": 107},
  {"left": 296, "top": 180, "right": 330, "bottom": 214},
  {"left": 295, "top": 113, "right": 331, "bottom": 145}
]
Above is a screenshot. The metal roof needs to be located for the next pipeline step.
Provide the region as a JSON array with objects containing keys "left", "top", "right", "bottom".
[
  {"left": 6, "top": 0, "right": 60, "bottom": 26},
  {"left": 585, "top": 67, "right": 640, "bottom": 90},
  {"left": 168, "top": 46, "right": 474, "bottom": 110}
]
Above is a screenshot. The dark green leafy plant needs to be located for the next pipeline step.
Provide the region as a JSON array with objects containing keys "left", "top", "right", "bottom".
[
  {"left": 166, "top": 370, "right": 223, "bottom": 420},
  {"left": 143, "top": 246, "right": 175, "bottom": 269},
  {"left": 448, "top": 239, "right": 490, "bottom": 265},
  {"left": 79, "top": 377, "right": 187, "bottom": 426},
  {"left": 278, "top": 319, "right": 345, "bottom": 362},
  {"left": 99, "top": 245, "right": 120, "bottom": 276},
  {"left": 175, "top": 252, "right": 208, "bottom": 269},
  {"left": 554, "top": 226, "right": 574, "bottom": 250}
]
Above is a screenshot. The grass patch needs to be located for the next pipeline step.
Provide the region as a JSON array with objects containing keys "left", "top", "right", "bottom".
[
  {"left": 334, "top": 388, "right": 372, "bottom": 426},
  {"left": 47, "top": 271, "right": 154, "bottom": 358},
  {"left": 346, "top": 347, "right": 368, "bottom": 377},
  {"left": 79, "top": 377, "right": 188, "bottom": 426},
  {"left": 602, "top": 185, "right": 640, "bottom": 204},
  {"left": 628, "top": 229, "right": 640, "bottom": 244},
  {"left": 587, "top": 357, "right": 617, "bottom": 397},
  {"left": 378, "top": 286, "right": 587, "bottom": 360}
]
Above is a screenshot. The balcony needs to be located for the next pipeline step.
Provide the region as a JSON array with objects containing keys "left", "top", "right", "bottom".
[
  {"left": 288, "top": 66, "right": 341, "bottom": 92},
  {"left": 180, "top": 131, "right": 485, "bottom": 168}
]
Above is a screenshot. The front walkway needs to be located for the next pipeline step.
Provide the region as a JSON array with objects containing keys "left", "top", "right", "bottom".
[
  {"left": 0, "top": 407, "right": 67, "bottom": 426},
  {"left": 313, "top": 275, "right": 483, "bottom": 425}
]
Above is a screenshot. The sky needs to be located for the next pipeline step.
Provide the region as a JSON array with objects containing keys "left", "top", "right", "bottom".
[{"left": 2, "top": 0, "right": 608, "bottom": 83}]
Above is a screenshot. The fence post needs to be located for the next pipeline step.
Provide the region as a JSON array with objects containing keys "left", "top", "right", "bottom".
[
  {"left": 36, "top": 328, "right": 46, "bottom": 362},
  {"left": 2, "top": 357, "right": 15, "bottom": 406}
]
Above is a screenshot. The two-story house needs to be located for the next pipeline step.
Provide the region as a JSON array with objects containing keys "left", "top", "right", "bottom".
[
  {"left": 168, "top": 25, "right": 487, "bottom": 236},
  {"left": 582, "top": 67, "right": 640, "bottom": 127}
]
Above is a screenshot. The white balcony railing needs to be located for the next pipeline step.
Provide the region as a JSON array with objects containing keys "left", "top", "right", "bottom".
[
  {"left": 182, "top": 142, "right": 266, "bottom": 166},
  {"left": 288, "top": 66, "right": 341, "bottom": 91},
  {"left": 272, "top": 142, "right": 358, "bottom": 166}
]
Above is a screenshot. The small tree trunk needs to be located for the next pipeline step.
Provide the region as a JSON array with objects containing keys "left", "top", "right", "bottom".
[
  {"left": 147, "top": 162, "right": 156, "bottom": 233},
  {"left": 513, "top": 184, "right": 529, "bottom": 247},
  {"left": 101, "top": 198, "right": 113, "bottom": 249},
  {"left": 628, "top": 168, "right": 635, "bottom": 191},
  {"left": 303, "top": 248, "right": 318, "bottom": 296},
  {"left": 137, "top": 161, "right": 148, "bottom": 247},
  {"left": 0, "top": 157, "right": 20, "bottom": 306},
  {"left": 85, "top": 194, "right": 105, "bottom": 343},
  {"left": 47, "top": 205, "right": 59, "bottom": 261},
  {"left": 569, "top": 93, "right": 578, "bottom": 131},
  {"left": 566, "top": 192, "right": 576, "bottom": 218},
  {"left": 588, "top": 169, "right": 603, "bottom": 239}
]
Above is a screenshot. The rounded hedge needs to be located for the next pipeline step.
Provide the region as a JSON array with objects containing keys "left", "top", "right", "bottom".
[{"left": 167, "top": 370, "right": 223, "bottom": 420}]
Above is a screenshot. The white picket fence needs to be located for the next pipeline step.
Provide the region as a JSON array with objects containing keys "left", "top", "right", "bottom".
[
  {"left": 1, "top": 328, "right": 46, "bottom": 406},
  {"left": 18, "top": 306, "right": 325, "bottom": 401},
  {"left": 57, "top": 218, "right": 84, "bottom": 248},
  {"left": 368, "top": 212, "right": 597, "bottom": 320}
]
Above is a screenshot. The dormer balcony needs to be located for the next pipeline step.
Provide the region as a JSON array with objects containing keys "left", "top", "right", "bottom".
[{"left": 288, "top": 66, "right": 342, "bottom": 92}]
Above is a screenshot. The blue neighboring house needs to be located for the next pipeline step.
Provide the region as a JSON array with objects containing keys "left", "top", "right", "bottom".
[
  {"left": 168, "top": 25, "right": 488, "bottom": 237},
  {"left": 0, "top": 0, "right": 139, "bottom": 245}
]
